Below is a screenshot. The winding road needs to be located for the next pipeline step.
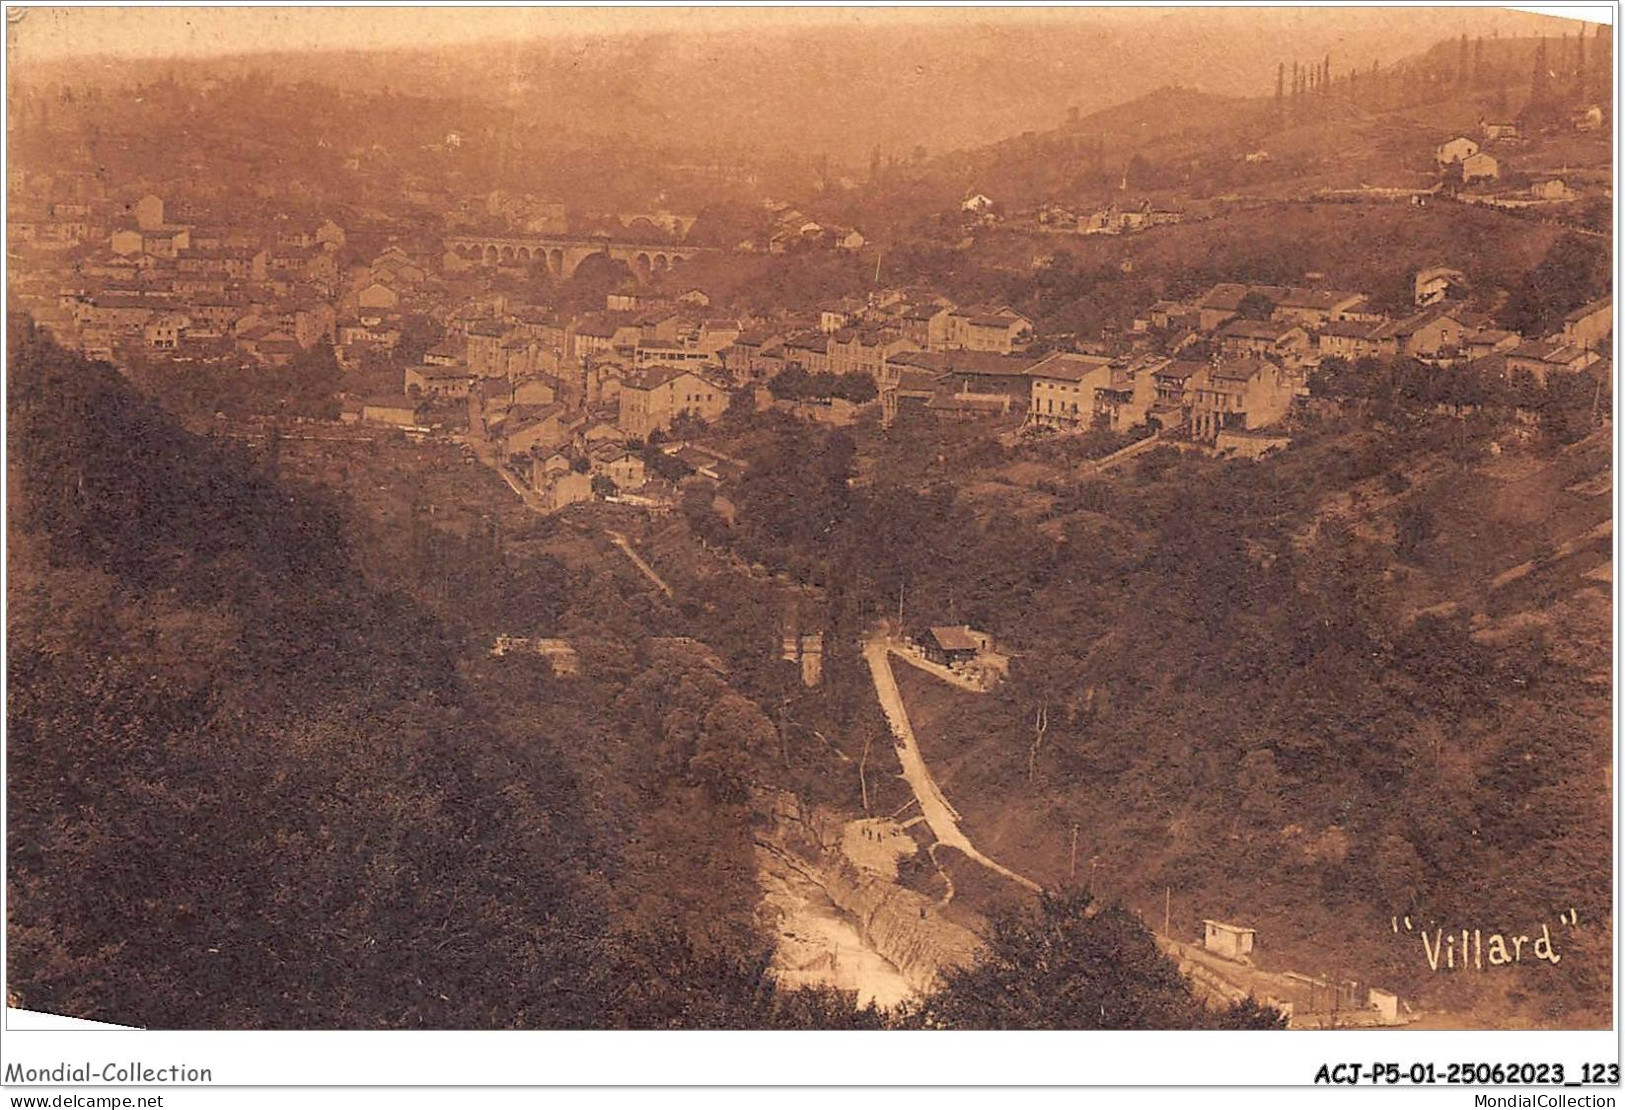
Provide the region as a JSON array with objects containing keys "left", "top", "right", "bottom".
[{"left": 863, "top": 635, "right": 1040, "bottom": 894}]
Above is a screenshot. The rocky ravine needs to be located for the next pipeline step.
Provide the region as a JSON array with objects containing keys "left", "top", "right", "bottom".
[{"left": 755, "top": 793, "right": 982, "bottom": 1005}]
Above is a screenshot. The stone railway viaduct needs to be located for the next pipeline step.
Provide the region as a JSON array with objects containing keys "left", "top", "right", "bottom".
[{"left": 442, "top": 234, "right": 716, "bottom": 282}]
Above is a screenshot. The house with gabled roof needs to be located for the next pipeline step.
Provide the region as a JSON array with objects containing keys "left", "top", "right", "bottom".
[
  {"left": 1375, "top": 304, "right": 1487, "bottom": 360},
  {"left": 1437, "top": 136, "right": 1480, "bottom": 165},
  {"left": 1505, "top": 339, "right": 1601, "bottom": 384},
  {"left": 1317, "top": 319, "right": 1388, "bottom": 361},
  {"left": 1027, "top": 351, "right": 1115, "bottom": 430},
  {"left": 1217, "top": 318, "right": 1310, "bottom": 358},
  {"left": 1187, "top": 357, "right": 1294, "bottom": 442},
  {"left": 1562, "top": 297, "right": 1611, "bottom": 351},
  {"left": 617, "top": 366, "right": 730, "bottom": 439}
]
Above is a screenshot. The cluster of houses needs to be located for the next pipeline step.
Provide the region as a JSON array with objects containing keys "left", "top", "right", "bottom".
[
  {"left": 1034, "top": 197, "right": 1185, "bottom": 236},
  {"left": 362, "top": 245, "right": 1611, "bottom": 506},
  {"left": 744, "top": 200, "right": 866, "bottom": 255},
  {"left": 1034, "top": 274, "right": 1614, "bottom": 452},
  {"left": 22, "top": 189, "right": 352, "bottom": 368},
  {"left": 14, "top": 162, "right": 1611, "bottom": 524},
  {"left": 1434, "top": 125, "right": 1604, "bottom": 207},
  {"left": 1436, "top": 135, "right": 1502, "bottom": 185}
]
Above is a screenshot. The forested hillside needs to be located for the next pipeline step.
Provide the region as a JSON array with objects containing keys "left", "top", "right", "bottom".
[
  {"left": 7, "top": 324, "right": 1280, "bottom": 1029},
  {"left": 691, "top": 380, "right": 1612, "bottom": 1026},
  {"left": 7, "top": 320, "right": 608, "bottom": 1027}
]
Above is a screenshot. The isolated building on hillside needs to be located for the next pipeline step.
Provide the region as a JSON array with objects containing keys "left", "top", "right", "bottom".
[
  {"left": 921, "top": 625, "right": 993, "bottom": 667},
  {"left": 1202, "top": 920, "right": 1257, "bottom": 963},
  {"left": 1436, "top": 136, "right": 1480, "bottom": 165},
  {"left": 1529, "top": 176, "right": 1575, "bottom": 201},
  {"left": 1460, "top": 151, "right": 1499, "bottom": 184}
]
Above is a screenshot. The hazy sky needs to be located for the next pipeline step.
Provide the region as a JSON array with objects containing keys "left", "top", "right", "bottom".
[
  {"left": 9, "top": 5, "right": 1609, "bottom": 64},
  {"left": 6, "top": 5, "right": 1153, "bottom": 61}
]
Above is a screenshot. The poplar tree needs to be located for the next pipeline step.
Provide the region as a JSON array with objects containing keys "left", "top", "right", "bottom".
[{"left": 1530, "top": 36, "right": 1552, "bottom": 112}]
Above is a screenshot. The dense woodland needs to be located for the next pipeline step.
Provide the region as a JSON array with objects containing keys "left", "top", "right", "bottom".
[
  {"left": 685, "top": 354, "right": 1612, "bottom": 1023},
  {"left": 7, "top": 324, "right": 1286, "bottom": 1029}
]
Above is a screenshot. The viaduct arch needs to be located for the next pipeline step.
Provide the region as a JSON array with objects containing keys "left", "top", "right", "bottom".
[{"left": 444, "top": 234, "right": 713, "bottom": 282}]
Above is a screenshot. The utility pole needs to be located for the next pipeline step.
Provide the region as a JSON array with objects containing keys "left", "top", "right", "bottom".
[
  {"left": 1069, "top": 824, "right": 1079, "bottom": 881},
  {"left": 1163, "top": 887, "right": 1171, "bottom": 937}
]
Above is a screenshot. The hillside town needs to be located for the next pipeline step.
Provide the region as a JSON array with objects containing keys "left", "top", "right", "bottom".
[{"left": 10, "top": 141, "right": 1611, "bottom": 514}]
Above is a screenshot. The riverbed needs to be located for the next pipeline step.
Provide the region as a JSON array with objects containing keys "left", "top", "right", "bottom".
[{"left": 756, "top": 840, "right": 916, "bottom": 1009}]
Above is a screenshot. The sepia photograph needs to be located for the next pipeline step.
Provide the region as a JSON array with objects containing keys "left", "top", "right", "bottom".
[{"left": 0, "top": 1, "right": 1617, "bottom": 1093}]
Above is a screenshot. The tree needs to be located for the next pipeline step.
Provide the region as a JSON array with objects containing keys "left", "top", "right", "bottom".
[
  {"left": 602, "top": 932, "right": 888, "bottom": 1029},
  {"left": 1372, "top": 834, "right": 1429, "bottom": 912},
  {"left": 691, "top": 691, "right": 780, "bottom": 800},
  {"left": 1502, "top": 234, "right": 1611, "bottom": 338},
  {"left": 1528, "top": 36, "right": 1554, "bottom": 119},
  {"left": 1236, "top": 290, "right": 1277, "bottom": 321},
  {"left": 722, "top": 385, "right": 758, "bottom": 425},
  {"left": 1393, "top": 502, "right": 1434, "bottom": 564},
  {"left": 1307, "top": 355, "right": 1352, "bottom": 400},
  {"left": 918, "top": 890, "right": 1286, "bottom": 1029}
]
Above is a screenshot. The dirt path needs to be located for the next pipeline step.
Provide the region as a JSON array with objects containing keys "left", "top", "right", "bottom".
[
  {"left": 606, "top": 529, "right": 674, "bottom": 596},
  {"left": 1489, "top": 518, "right": 1612, "bottom": 590},
  {"left": 863, "top": 636, "right": 1040, "bottom": 894}
]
